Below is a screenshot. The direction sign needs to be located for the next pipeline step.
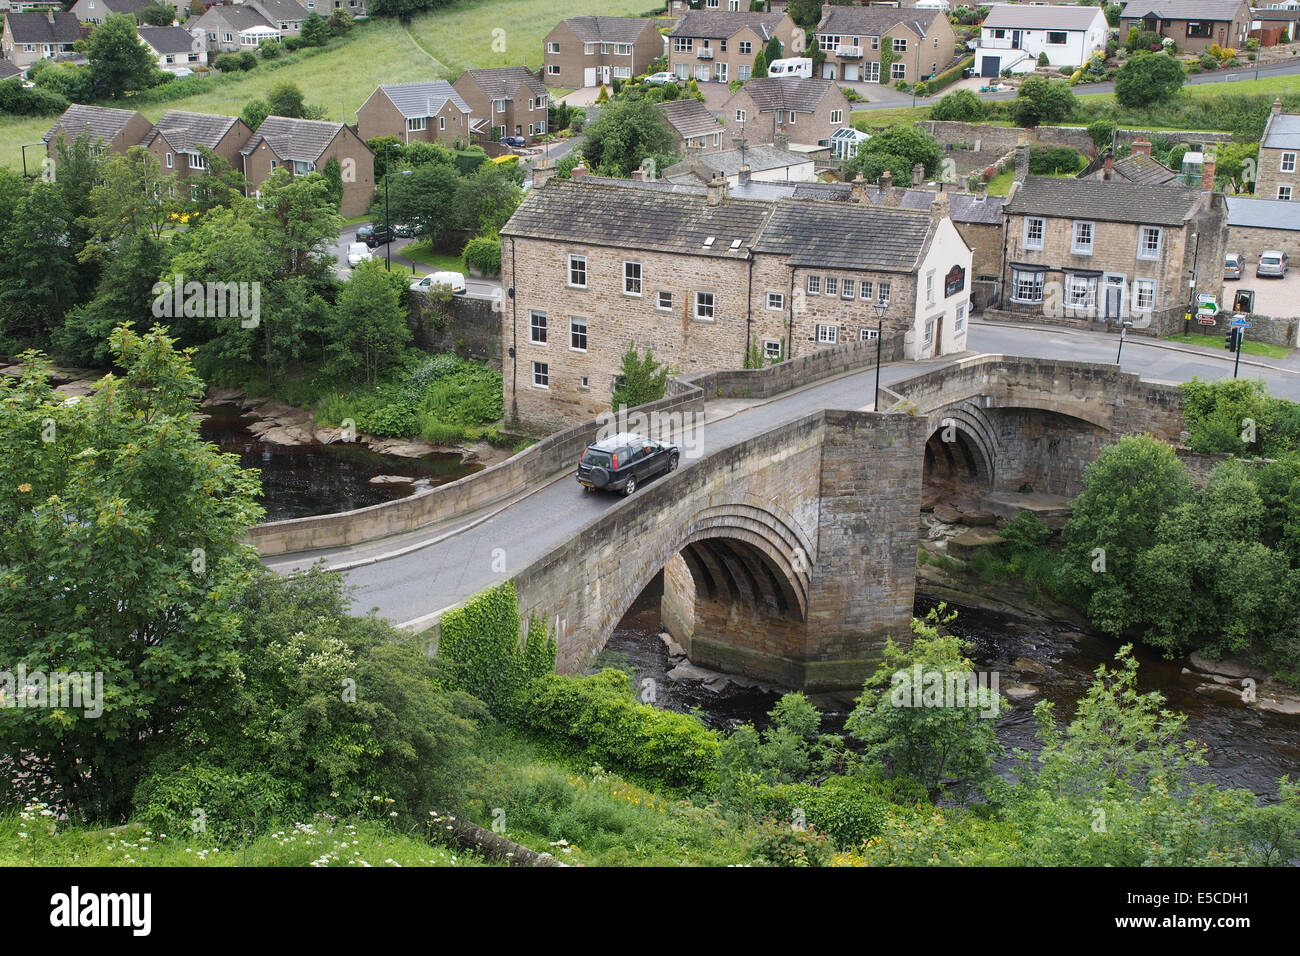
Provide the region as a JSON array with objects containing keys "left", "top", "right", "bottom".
[
  {"left": 1197, "top": 316, "right": 1217, "bottom": 326},
  {"left": 1197, "top": 293, "right": 1218, "bottom": 312},
  {"left": 1229, "top": 318, "right": 1251, "bottom": 328}
]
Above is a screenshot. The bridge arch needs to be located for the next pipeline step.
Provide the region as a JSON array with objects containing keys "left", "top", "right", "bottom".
[{"left": 922, "top": 400, "right": 997, "bottom": 504}]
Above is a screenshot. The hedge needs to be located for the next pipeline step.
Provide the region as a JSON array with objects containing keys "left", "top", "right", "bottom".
[{"left": 927, "top": 55, "right": 974, "bottom": 96}]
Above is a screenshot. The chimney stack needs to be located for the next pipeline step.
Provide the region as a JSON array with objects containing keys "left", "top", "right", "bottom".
[
  {"left": 738, "top": 164, "right": 751, "bottom": 185},
  {"left": 880, "top": 168, "right": 892, "bottom": 192},
  {"left": 533, "top": 157, "right": 556, "bottom": 188},
  {"left": 570, "top": 163, "right": 589, "bottom": 179},
  {"left": 1201, "top": 147, "right": 1217, "bottom": 193},
  {"left": 1103, "top": 148, "right": 1114, "bottom": 179},
  {"left": 47, "top": 8, "right": 55, "bottom": 23},
  {"left": 1014, "top": 136, "right": 1029, "bottom": 184},
  {"left": 929, "top": 190, "right": 950, "bottom": 224},
  {"left": 850, "top": 171, "right": 867, "bottom": 203},
  {"left": 706, "top": 172, "right": 727, "bottom": 205},
  {"left": 912, "top": 162, "right": 924, "bottom": 187},
  {"left": 774, "top": 129, "right": 790, "bottom": 152},
  {"left": 1132, "top": 138, "right": 1152, "bottom": 157},
  {"left": 975, "top": 181, "right": 987, "bottom": 202},
  {"left": 630, "top": 167, "right": 644, "bottom": 182}
]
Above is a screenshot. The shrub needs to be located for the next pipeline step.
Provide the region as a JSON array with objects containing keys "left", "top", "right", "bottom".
[
  {"left": 1038, "top": 51, "right": 1049, "bottom": 66},
  {"left": 913, "top": 80, "right": 930, "bottom": 97},
  {"left": 0, "top": 81, "right": 68, "bottom": 116},
  {"left": 237, "top": 50, "right": 257, "bottom": 70},
  {"left": 259, "top": 40, "right": 283, "bottom": 59},
  {"left": 134, "top": 764, "right": 300, "bottom": 845},
  {"left": 754, "top": 776, "right": 891, "bottom": 847},
  {"left": 356, "top": 402, "right": 419, "bottom": 438},
  {"left": 1087, "top": 118, "right": 1115, "bottom": 149},
  {"left": 750, "top": 816, "right": 835, "bottom": 866},
  {"left": 1029, "top": 145, "right": 1082, "bottom": 174},
  {"left": 463, "top": 233, "right": 502, "bottom": 276},
  {"left": 283, "top": 35, "right": 307, "bottom": 51},
  {"left": 212, "top": 53, "right": 242, "bottom": 73},
  {"left": 1198, "top": 51, "right": 1219, "bottom": 71},
  {"left": 929, "top": 88, "right": 985, "bottom": 122}
]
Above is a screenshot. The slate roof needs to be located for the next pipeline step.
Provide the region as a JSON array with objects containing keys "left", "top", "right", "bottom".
[
  {"left": 659, "top": 97, "right": 721, "bottom": 140},
  {"left": 559, "top": 16, "right": 653, "bottom": 43},
  {"left": 43, "top": 104, "right": 141, "bottom": 145},
  {"left": 144, "top": 110, "right": 243, "bottom": 152},
  {"left": 1004, "top": 175, "right": 1202, "bottom": 225},
  {"left": 666, "top": 144, "right": 809, "bottom": 178},
  {"left": 248, "top": 0, "right": 309, "bottom": 22},
  {"left": 1078, "top": 150, "right": 1180, "bottom": 185},
  {"left": 816, "top": 6, "right": 938, "bottom": 38},
  {"left": 982, "top": 4, "right": 1107, "bottom": 30},
  {"left": 0, "top": 58, "right": 21, "bottom": 81},
  {"left": 376, "top": 80, "right": 470, "bottom": 118},
  {"left": 192, "top": 5, "right": 274, "bottom": 32},
  {"left": 887, "top": 188, "right": 1005, "bottom": 223},
  {"left": 502, "top": 176, "right": 772, "bottom": 258},
  {"left": 240, "top": 115, "right": 343, "bottom": 162},
  {"left": 95, "top": 0, "right": 155, "bottom": 17},
  {"left": 669, "top": 10, "right": 787, "bottom": 40},
  {"left": 138, "top": 26, "right": 197, "bottom": 55},
  {"left": 5, "top": 11, "right": 82, "bottom": 44},
  {"left": 1225, "top": 196, "right": 1300, "bottom": 230},
  {"left": 739, "top": 76, "right": 838, "bottom": 114},
  {"left": 461, "top": 66, "right": 547, "bottom": 100},
  {"left": 1262, "top": 112, "right": 1300, "bottom": 151},
  {"left": 754, "top": 199, "right": 932, "bottom": 271},
  {"left": 1120, "top": 0, "right": 1248, "bottom": 20},
  {"left": 730, "top": 180, "right": 853, "bottom": 201}
]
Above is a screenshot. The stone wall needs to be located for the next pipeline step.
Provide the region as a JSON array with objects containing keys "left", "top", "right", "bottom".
[
  {"left": 410, "top": 295, "right": 504, "bottom": 369},
  {"left": 917, "top": 120, "right": 1233, "bottom": 156}
]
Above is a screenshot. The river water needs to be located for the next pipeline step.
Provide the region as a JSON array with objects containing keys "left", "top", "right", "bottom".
[
  {"left": 200, "top": 403, "right": 483, "bottom": 521},
  {"left": 600, "top": 577, "right": 1300, "bottom": 800}
]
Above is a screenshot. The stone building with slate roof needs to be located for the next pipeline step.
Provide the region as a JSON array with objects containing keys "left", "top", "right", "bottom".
[
  {"left": 43, "top": 104, "right": 153, "bottom": 165},
  {"left": 356, "top": 80, "right": 474, "bottom": 147},
  {"left": 1119, "top": 0, "right": 1252, "bottom": 53},
  {"left": 668, "top": 10, "right": 798, "bottom": 85},
  {"left": 659, "top": 97, "right": 726, "bottom": 153},
  {"left": 499, "top": 171, "right": 971, "bottom": 429},
  {"left": 188, "top": 3, "right": 277, "bottom": 53},
  {"left": 241, "top": 115, "right": 374, "bottom": 216},
  {"left": 453, "top": 66, "right": 549, "bottom": 144},
  {"left": 663, "top": 143, "right": 815, "bottom": 185},
  {"left": 543, "top": 16, "right": 663, "bottom": 88},
  {"left": 1225, "top": 196, "right": 1300, "bottom": 266},
  {"left": 139, "top": 109, "right": 254, "bottom": 180},
  {"left": 995, "top": 144, "right": 1227, "bottom": 334},
  {"left": 1257, "top": 99, "right": 1300, "bottom": 201},
  {"left": 1077, "top": 140, "right": 1179, "bottom": 186},
  {"left": 814, "top": 3, "right": 957, "bottom": 84},
  {"left": 721, "top": 76, "right": 851, "bottom": 150}
]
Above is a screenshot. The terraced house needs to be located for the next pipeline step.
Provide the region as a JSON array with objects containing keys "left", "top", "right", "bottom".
[
  {"left": 813, "top": 2, "right": 957, "bottom": 84},
  {"left": 139, "top": 109, "right": 254, "bottom": 181},
  {"left": 356, "top": 80, "right": 474, "bottom": 147},
  {"left": 542, "top": 16, "right": 662, "bottom": 88},
  {"left": 240, "top": 115, "right": 374, "bottom": 216},
  {"left": 500, "top": 173, "right": 971, "bottom": 430},
  {"left": 453, "top": 66, "right": 549, "bottom": 144},
  {"left": 1256, "top": 99, "right": 1300, "bottom": 201},
  {"left": 667, "top": 9, "right": 798, "bottom": 84}
]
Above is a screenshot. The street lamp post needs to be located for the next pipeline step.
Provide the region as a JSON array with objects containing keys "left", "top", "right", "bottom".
[
  {"left": 874, "top": 302, "right": 887, "bottom": 411},
  {"left": 383, "top": 143, "right": 392, "bottom": 272},
  {"left": 1115, "top": 319, "right": 1133, "bottom": 364}
]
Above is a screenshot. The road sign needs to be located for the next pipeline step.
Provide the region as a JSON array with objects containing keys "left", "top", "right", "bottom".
[
  {"left": 1229, "top": 318, "right": 1251, "bottom": 328},
  {"left": 1197, "top": 316, "right": 1217, "bottom": 326},
  {"left": 1197, "top": 293, "right": 1218, "bottom": 313}
]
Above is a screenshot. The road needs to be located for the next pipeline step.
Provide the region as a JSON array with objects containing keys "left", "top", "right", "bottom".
[
  {"left": 331, "top": 223, "right": 501, "bottom": 298},
  {"left": 269, "top": 319, "right": 1300, "bottom": 626}
]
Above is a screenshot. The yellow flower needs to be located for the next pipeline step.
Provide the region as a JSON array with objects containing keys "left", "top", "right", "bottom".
[{"left": 17, "top": 483, "right": 31, "bottom": 493}]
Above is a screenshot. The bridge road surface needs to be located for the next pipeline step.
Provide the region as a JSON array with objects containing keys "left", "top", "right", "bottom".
[{"left": 267, "top": 321, "right": 1300, "bottom": 628}]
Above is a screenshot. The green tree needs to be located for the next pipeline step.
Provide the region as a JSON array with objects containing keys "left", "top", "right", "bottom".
[
  {"left": 611, "top": 344, "right": 669, "bottom": 411},
  {"left": 1011, "top": 75, "right": 1076, "bottom": 127},
  {"left": 372, "top": 159, "right": 461, "bottom": 242},
  {"left": 138, "top": 3, "right": 176, "bottom": 25},
  {"left": 0, "top": 326, "right": 263, "bottom": 819},
  {"left": 453, "top": 159, "right": 523, "bottom": 234},
  {"left": 752, "top": 49, "right": 768, "bottom": 78},
  {"left": 78, "top": 146, "right": 178, "bottom": 258},
  {"left": 844, "top": 125, "right": 943, "bottom": 180},
  {"left": 60, "top": 231, "right": 168, "bottom": 365},
  {"left": 328, "top": 8, "right": 354, "bottom": 34},
  {"left": 265, "top": 81, "right": 319, "bottom": 119},
  {"left": 1215, "top": 140, "right": 1260, "bottom": 193},
  {"left": 808, "top": 35, "right": 826, "bottom": 75},
  {"left": 184, "top": 147, "right": 250, "bottom": 216},
  {"left": 1114, "top": 52, "right": 1185, "bottom": 108},
  {"left": 764, "top": 34, "right": 783, "bottom": 65},
  {"left": 0, "top": 182, "right": 81, "bottom": 345},
  {"left": 240, "top": 97, "right": 271, "bottom": 131},
  {"left": 326, "top": 259, "right": 411, "bottom": 386},
  {"left": 581, "top": 97, "right": 676, "bottom": 178},
  {"left": 86, "top": 14, "right": 156, "bottom": 99},
  {"left": 301, "top": 11, "right": 330, "bottom": 46},
  {"left": 930, "top": 88, "right": 985, "bottom": 122}
]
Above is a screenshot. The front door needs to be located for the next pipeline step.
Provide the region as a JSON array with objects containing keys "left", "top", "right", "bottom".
[
  {"left": 1012, "top": 29, "right": 1023, "bottom": 49},
  {"left": 867, "top": 60, "right": 880, "bottom": 82},
  {"left": 583, "top": 67, "right": 596, "bottom": 86},
  {"left": 1104, "top": 273, "right": 1125, "bottom": 322},
  {"left": 601, "top": 65, "right": 611, "bottom": 84}
]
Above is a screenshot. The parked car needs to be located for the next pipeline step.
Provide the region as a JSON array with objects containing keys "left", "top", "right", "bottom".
[
  {"left": 1257, "top": 250, "right": 1289, "bottom": 278},
  {"left": 500, "top": 135, "right": 527, "bottom": 148},
  {"left": 357, "top": 223, "right": 392, "bottom": 247},
  {"left": 644, "top": 72, "right": 679, "bottom": 85},
  {"left": 1224, "top": 252, "right": 1243, "bottom": 280},
  {"left": 410, "top": 271, "right": 467, "bottom": 295},
  {"left": 346, "top": 242, "right": 372, "bottom": 268},
  {"left": 576, "top": 432, "right": 679, "bottom": 496}
]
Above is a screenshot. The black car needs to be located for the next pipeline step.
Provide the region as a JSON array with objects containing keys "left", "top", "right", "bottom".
[
  {"left": 577, "top": 432, "right": 679, "bottom": 496},
  {"left": 357, "top": 223, "right": 392, "bottom": 247}
]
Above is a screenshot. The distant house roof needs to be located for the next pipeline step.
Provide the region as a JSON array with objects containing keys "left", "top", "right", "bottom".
[
  {"left": 92, "top": 0, "right": 156, "bottom": 19},
  {"left": 1225, "top": 195, "right": 1300, "bottom": 230},
  {"left": 461, "top": 66, "right": 547, "bottom": 100},
  {"left": 138, "top": 26, "right": 197, "bottom": 56},
  {"left": 665, "top": 143, "right": 810, "bottom": 180},
  {"left": 1005, "top": 176, "right": 1203, "bottom": 225},
  {"left": 144, "top": 110, "right": 243, "bottom": 152},
  {"left": 1078, "top": 150, "right": 1180, "bottom": 185},
  {"left": 1262, "top": 112, "right": 1300, "bottom": 150},
  {"left": 731, "top": 179, "right": 853, "bottom": 201},
  {"left": 0, "top": 58, "right": 21, "bottom": 81},
  {"left": 559, "top": 16, "right": 653, "bottom": 43},
  {"left": 1121, "top": 0, "right": 1248, "bottom": 20},
  {"left": 192, "top": 5, "right": 274, "bottom": 32},
  {"left": 753, "top": 199, "right": 932, "bottom": 271},
  {"left": 5, "top": 11, "right": 82, "bottom": 44},
  {"left": 669, "top": 10, "right": 787, "bottom": 40},
  {"left": 815, "top": 5, "right": 940, "bottom": 38},
  {"left": 659, "top": 97, "right": 721, "bottom": 140},
  {"left": 43, "top": 104, "right": 142, "bottom": 145},
  {"left": 982, "top": 3, "right": 1107, "bottom": 30},
  {"left": 738, "top": 76, "right": 840, "bottom": 114},
  {"left": 248, "top": 0, "right": 309, "bottom": 23},
  {"left": 376, "top": 80, "right": 471, "bottom": 118},
  {"left": 240, "top": 115, "right": 349, "bottom": 162}
]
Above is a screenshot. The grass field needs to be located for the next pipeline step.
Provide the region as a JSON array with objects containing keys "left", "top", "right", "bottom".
[
  {"left": 1165, "top": 331, "right": 1291, "bottom": 359},
  {"left": 404, "top": 242, "right": 467, "bottom": 274}
]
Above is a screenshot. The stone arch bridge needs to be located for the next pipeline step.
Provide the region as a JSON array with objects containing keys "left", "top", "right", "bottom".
[{"left": 511, "top": 356, "right": 1183, "bottom": 692}]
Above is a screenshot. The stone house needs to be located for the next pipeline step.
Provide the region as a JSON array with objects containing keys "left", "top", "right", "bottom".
[
  {"left": 813, "top": 3, "right": 957, "bottom": 84},
  {"left": 138, "top": 25, "right": 206, "bottom": 72},
  {"left": 721, "top": 76, "right": 851, "bottom": 150},
  {"left": 245, "top": 0, "right": 309, "bottom": 39},
  {"left": 994, "top": 145, "right": 1228, "bottom": 334},
  {"left": 1256, "top": 99, "right": 1299, "bottom": 201},
  {"left": 499, "top": 171, "right": 971, "bottom": 430},
  {"left": 1077, "top": 139, "right": 1179, "bottom": 185},
  {"left": 42, "top": 104, "right": 153, "bottom": 163},
  {"left": 659, "top": 97, "right": 726, "bottom": 153},
  {"left": 70, "top": 0, "right": 170, "bottom": 26},
  {"left": 1119, "top": 0, "right": 1253, "bottom": 54},
  {"left": 667, "top": 10, "right": 798, "bottom": 85},
  {"left": 2, "top": 11, "right": 81, "bottom": 70},
  {"left": 355, "top": 81, "right": 474, "bottom": 147},
  {"left": 188, "top": 4, "right": 278, "bottom": 53},
  {"left": 543, "top": 16, "right": 662, "bottom": 88},
  {"left": 663, "top": 142, "right": 815, "bottom": 186},
  {"left": 453, "top": 66, "right": 549, "bottom": 144},
  {"left": 1224, "top": 196, "right": 1300, "bottom": 270},
  {"left": 240, "top": 115, "right": 374, "bottom": 216},
  {"left": 138, "top": 109, "right": 254, "bottom": 180}
]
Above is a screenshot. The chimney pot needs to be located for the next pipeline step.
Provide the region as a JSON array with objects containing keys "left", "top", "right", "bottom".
[
  {"left": 1132, "top": 138, "right": 1152, "bottom": 157},
  {"left": 976, "top": 181, "right": 987, "bottom": 201},
  {"left": 706, "top": 173, "right": 727, "bottom": 205},
  {"left": 570, "top": 164, "right": 588, "bottom": 179},
  {"left": 1103, "top": 149, "right": 1114, "bottom": 179}
]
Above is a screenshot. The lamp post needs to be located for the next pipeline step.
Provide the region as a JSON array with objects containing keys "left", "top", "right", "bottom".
[
  {"left": 21, "top": 143, "right": 41, "bottom": 179},
  {"left": 1115, "top": 319, "right": 1133, "bottom": 364},
  {"left": 383, "top": 143, "right": 392, "bottom": 272},
  {"left": 873, "top": 301, "right": 887, "bottom": 411}
]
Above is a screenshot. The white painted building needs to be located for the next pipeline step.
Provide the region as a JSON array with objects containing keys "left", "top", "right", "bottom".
[
  {"left": 909, "top": 202, "right": 972, "bottom": 360},
  {"left": 974, "top": 4, "right": 1110, "bottom": 77}
]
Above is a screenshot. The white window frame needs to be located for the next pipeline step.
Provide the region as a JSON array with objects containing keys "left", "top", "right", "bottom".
[
  {"left": 924, "top": 319, "right": 935, "bottom": 346},
  {"left": 806, "top": 275, "right": 820, "bottom": 295},
  {"left": 1282, "top": 151, "right": 1297, "bottom": 173},
  {"left": 1023, "top": 217, "right": 1045, "bottom": 251},
  {"left": 529, "top": 310, "right": 547, "bottom": 344},
  {"left": 694, "top": 290, "right": 715, "bottom": 321},
  {"left": 893, "top": 38, "right": 907, "bottom": 52},
  {"left": 739, "top": 40, "right": 752, "bottom": 55},
  {"left": 859, "top": 328, "right": 878, "bottom": 342},
  {"left": 569, "top": 315, "right": 588, "bottom": 352},
  {"left": 623, "top": 261, "right": 642, "bottom": 295},
  {"left": 657, "top": 290, "right": 673, "bottom": 311},
  {"left": 547, "top": 41, "right": 560, "bottom": 54},
  {"left": 763, "top": 338, "right": 782, "bottom": 360},
  {"left": 547, "top": 64, "right": 561, "bottom": 76},
  {"left": 925, "top": 270, "right": 935, "bottom": 305},
  {"left": 816, "top": 324, "right": 839, "bottom": 344},
  {"left": 407, "top": 116, "right": 427, "bottom": 131},
  {"left": 841, "top": 278, "right": 855, "bottom": 299},
  {"left": 766, "top": 291, "right": 784, "bottom": 310},
  {"left": 1137, "top": 226, "right": 1163, "bottom": 260},
  {"left": 532, "top": 361, "right": 549, "bottom": 388},
  {"left": 1133, "top": 279, "right": 1156, "bottom": 312},
  {"left": 824, "top": 276, "right": 838, "bottom": 296},
  {"left": 568, "top": 254, "right": 587, "bottom": 288},
  {"left": 891, "top": 62, "right": 906, "bottom": 80},
  {"left": 1011, "top": 269, "right": 1044, "bottom": 303},
  {"left": 1065, "top": 274, "right": 1097, "bottom": 310},
  {"left": 830, "top": 109, "right": 843, "bottom": 124},
  {"left": 877, "top": 282, "right": 891, "bottom": 306},
  {"left": 1279, "top": 185, "right": 1293, "bottom": 201},
  {"left": 860, "top": 280, "right": 873, "bottom": 301},
  {"left": 955, "top": 303, "right": 966, "bottom": 332},
  {"left": 1071, "top": 220, "right": 1094, "bottom": 256}
]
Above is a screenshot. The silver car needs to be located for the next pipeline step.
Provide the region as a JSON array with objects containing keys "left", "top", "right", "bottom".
[
  {"left": 1257, "top": 250, "right": 1288, "bottom": 278},
  {"left": 1223, "top": 252, "right": 1242, "bottom": 280}
]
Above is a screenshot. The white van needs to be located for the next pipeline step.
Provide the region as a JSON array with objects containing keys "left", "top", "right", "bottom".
[
  {"left": 768, "top": 57, "right": 812, "bottom": 78},
  {"left": 410, "top": 271, "right": 468, "bottom": 295}
]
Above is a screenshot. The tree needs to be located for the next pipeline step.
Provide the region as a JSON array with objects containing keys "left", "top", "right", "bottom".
[
  {"left": 1011, "top": 75, "right": 1075, "bottom": 127},
  {"left": 240, "top": 97, "right": 271, "bottom": 131},
  {"left": 1215, "top": 140, "right": 1259, "bottom": 193},
  {"left": 326, "top": 259, "right": 411, "bottom": 386},
  {"left": 844, "top": 124, "right": 943, "bottom": 180},
  {"left": 138, "top": 3, "right": 176, "bottom": 26},
  {"left": 0, "top": 183, "right": 81, "bottom": 344},
  {"left": 59, "top": 231, "right": 169, "bottom": 365},
  {"left": 372, "top": 159, "right": 461, "bottom": 242},
  {"left": 611, "top": 344, "right": 668, "bottom": 411},
  {"left": 452, "top": 159, "right": 523, "bottom": 235},
  {"left": 1114, "top": 52, "right": 1185, "bottom": 108},
  {"left": 808, "top": 35, "right": 826, "bottom": 75},
  {"left": 86, "top": 14, "right": 156, "bottom": 99},
  {"left": 184, "top": 147, "right": 250, "bottom": 215},
  {"left": 0, "top": 326, "right": 263, "bottom": 819},
  {"left": 787, "top": 0, "right": 825, "bottom": 27},
  {"left": 328, "top": 8, "right": 354, "bottom": 34},
  {"left": 752, "top": 49, "right": 768, "bottom": 78},
  {"left": 266, "top": 81, "right": 312, "bottom": 119},
  {"left": 301, "top": 11, "right": 330, "bottom": 46},
  {"left": 581, "top": 97, "right": 676, "bottom": 178},
  {"left": 845, "top": 608, "right": 1003, "bottom": 803},
  {"left": 78, "top": 146, "right": 178, "bottom": 258},
  {"left": 764, "top": 34, "right": 783, "bottom": 65},
  {"left": 929, "top": 88, "right": 985, "bottom": 122}
]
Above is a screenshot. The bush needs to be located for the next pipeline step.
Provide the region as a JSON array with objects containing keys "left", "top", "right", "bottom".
[
  {"left": 521, "top": 669, "right": 721, "bottom": 792},
  {"left": 1198, "top": 51, "right": 1219, "bottom": 71},
  {"left": 1029, "top": 145, "right": 1083, "bottom": 174},
  {"left": 750, "top": 816, "right": 835, "bottom": 866},
  {"left": 929, "top": 88, "right": 985, "bottom": 122},
  {"left": 237, "top": 50, "right": 258, "bottom": 70},
  {"left": 283, "top": 35, "right": 307, "bottom": 51},
  {"left": 1038, "top": 51, "right": 1049, "bottom": 66},
  {"left": 754, "top": 776, "right": 891, "bottom": 847},
  {"left": 1011, "top": 75, "right": 1075, "bottom": 127},
  {"left": 356, "top": 402, "right": 419, "bottom": 438},
  {"left": 1087, "top": 119, "right": 1115, "bottom": 149},
  {"left": 463, "top": 233, "right": 502, "bottom": 276},
  {"left": 0, "top": 81, "right": 68, "bottom": 116},
  {"left": 212, "top": 53, "right": 242, "bottom": 73},
  {"left": 134, "top": 764, "right": 300, "bottom": 845},
  {"left": 259, "top": 40, "right": 283, "bottom": 59}
]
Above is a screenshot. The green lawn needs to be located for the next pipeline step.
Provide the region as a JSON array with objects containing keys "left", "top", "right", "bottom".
[
  {"left": 404, "top": 241, "right": 466, "bottom": 274},
  {"left": 1165, "top": 331, "right": 1291, "bottom": 359}
]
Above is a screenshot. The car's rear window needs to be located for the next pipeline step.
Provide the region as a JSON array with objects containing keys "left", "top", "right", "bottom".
[
  {"left": 1263, "top": 256, "right": 1282, "bottom": 265},
  {"left": 584, "top": 449, "right": 612, "bottom": 467}
]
